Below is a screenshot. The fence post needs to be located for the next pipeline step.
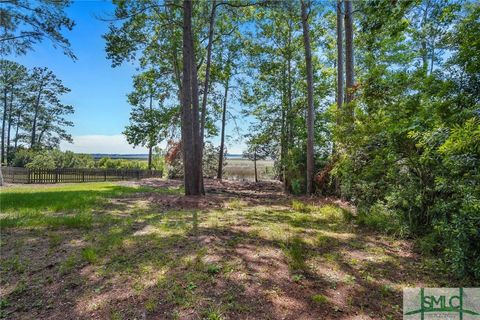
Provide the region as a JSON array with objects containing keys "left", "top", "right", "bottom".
[
  {"left": 27, "top": 169, "right": 31, "bottom": 184},
  {"left": 55, "top": 168, "right": 59, "bottom": 183},
  {"left": 136, "top": 170, "right": 140, "bottom": 180},
  {"left": 82, "top": 170, "right": 85, "bottom": 182},
  {"left": 104, "top": 170, "right": 107, "bottom": 181}
]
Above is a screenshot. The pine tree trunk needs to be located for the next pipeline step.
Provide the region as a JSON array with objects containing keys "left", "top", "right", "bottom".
[
  {"left": 14, "top": 111, "right": 20, "bottom": 149},
  {"left": 181, "top": 0, "right": 196, "bottom": 195},
  {"left": 1, "top": 88, "right": 7, "bottom": 164},
  {"left": 337, "top": 0, "right": 344, "bottom": 115},
  {"left": 286, "top": 24, "right": 293, "bottom": 192},
  {"left": 6, "top": 91, "right": 13, "bottom": 163},
  {"left": 148, "top": 146, "right": 152, "bottom": 170},
  {"left": 30, "top": 84, "right": 43, "bottom": 149},
  {"left": 189, "top": 7, "right": 203, "bottom": 195},
  {"left": 254, "top": 151, "right": 258, "bottom": 183},
  {"left": 200, "top": 0, "right": 217, "bottom": 145},
  {"left": 217, "top": 81, "right": 228, "bottom": 180},
  {"left": 344, "top": 0, "right": 355, "bottom": 107},
  {"left": 301, "top": 0, "right": 315, "bottom": 195}
]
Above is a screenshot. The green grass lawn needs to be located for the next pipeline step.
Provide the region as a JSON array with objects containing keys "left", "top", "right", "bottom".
[
  {"left": 0, "top": 182, "right": 182, "bottom": 229},
  {"left": 0, "top": 181, "right": 455, "bottom": 319}
]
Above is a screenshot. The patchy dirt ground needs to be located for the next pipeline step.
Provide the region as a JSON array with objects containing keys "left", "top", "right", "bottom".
[{"left": 0, "top": 179, "right": 453, "bottom": 319}]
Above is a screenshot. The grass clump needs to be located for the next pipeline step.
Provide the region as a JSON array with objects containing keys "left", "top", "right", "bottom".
[
  {"left": 201, "top": 306, "right": 225, "bottom": 320},
  {"left": 282, "top": 236, "right": 308, "bottom": 272},
  {"left": 81, "top": 247, "right": 98, "bottom": 264},
  {"left": 226, "top": 199, "right": 246, "bottom": 209},
  {"left": 145, "top": 298, "right": 157, "bottom": 312},
  {"left": 291, "top": 200, "right": 310, "bottom": 213},
  {"left": 59, "top": 255, "right": 77, "bottom": 274},
  {"left": 311, "top": 294, "right": 328, "bottom": 305},
  {"left": 206, "top": 264, "right": 221, "bottom": 276}
]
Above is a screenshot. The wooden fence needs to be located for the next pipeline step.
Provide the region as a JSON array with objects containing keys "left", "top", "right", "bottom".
[{"left": 0, "top": 167, "right": 162, "bottom": 184}]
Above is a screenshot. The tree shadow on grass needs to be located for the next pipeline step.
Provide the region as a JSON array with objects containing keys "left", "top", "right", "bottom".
[{"left": 0, "top": 182, "right": 458, "bottom": 320}]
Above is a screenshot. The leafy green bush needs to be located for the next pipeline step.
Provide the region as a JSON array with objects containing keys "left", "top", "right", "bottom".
[
  {"left": 357, "top": 202, "right": 406, "bottom": 237},
  {"left": 12, "top": 149, "right": 95, "bottom": 169},
  {"left": 25, "top": 152, "right": 56, "bottom": 169},
  {"left": 97, "top": 157, "right": 148, "bottom": 170}
]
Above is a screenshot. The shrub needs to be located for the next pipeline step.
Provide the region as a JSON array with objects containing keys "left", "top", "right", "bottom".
[{"left": 356, "top": 202, "right": 407, "bottom": 237}]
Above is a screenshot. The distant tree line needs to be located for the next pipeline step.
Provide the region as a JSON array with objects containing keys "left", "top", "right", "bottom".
[{"left": 11, "top": 149, "right": 164, "bottom": 171}]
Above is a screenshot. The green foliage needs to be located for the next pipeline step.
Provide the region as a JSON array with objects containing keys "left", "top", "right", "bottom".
[
  {"left": 356, "top": 202, "right": 406, "bottom": 237},
  {"left": 332, "top": 2, "right": 480, "bottom": 281},
  {"left": 0, "top": 1, "right": 75, "bottom": 58},
  {"left": 12, "top": 149, "right": 95, "bottom": 169},
  {"left": 97, "top": 157, "right": 148, "bottom": 170}
]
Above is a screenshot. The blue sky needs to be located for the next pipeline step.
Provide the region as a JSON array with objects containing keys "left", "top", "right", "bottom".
[{"left": 11, "top": 1, "right": 246, "bottom": 154}]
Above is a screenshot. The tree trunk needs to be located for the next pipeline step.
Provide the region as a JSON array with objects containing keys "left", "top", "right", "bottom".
[
  {"left": 1, "top": 87, "right": 7, "bottom": 164},
  {"left": 189, "top": 8, "right": 203, "bottom": 195},
  {"left": 148, "top": 146, "right": 153, "bottom": 170},
  {"left": 30, "top": 83, "right": 43, "bottom": 149},
  {"left": 285, "top": 22, "right": 293, "bottom": 193},
  {"left": 181, "top": 0, "right": 196, "bottom": 195},
  {"left": 6, "top": 90, "right": 13, "bottom": 162},
  {"left": 254, "top": 150, "right": 258, "bottom": 183},
  {"left": 148, "top": 93, "right": 153, "bottom": 170},
  {"left": 217, "top": 80, "right": 228, "bottom": 180},
  {"left": 301, "top": 0, "right": 315, "bottom": 195},
  {"left": 200, "top": 0, "right": 217, "bottom": 145},
  {"left": 280, "top": 78, "right": 287, "bottom": 189},
  {"left": 14, "top": 110, "right": 20, "bottom": 149},
  {"left": 337, "top": 0, "right": 344, "bottom": 116},
  {"left": 199, "top": 1, "right": 217, "bottom": 194},
  {"left": 181, "top": 0, "right": 202, "bottom": 195},
  {"left": 344, "top": 0, "right": 355, "bottom": 107}
]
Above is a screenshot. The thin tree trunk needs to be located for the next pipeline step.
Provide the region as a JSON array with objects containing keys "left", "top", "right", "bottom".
[
  {"left": 199, "top": 0, "right": 217, "bottom": 194},
  {"left": 337, "top": 0, "right": 344, "bottom": 116},
  {"left": 1, "top": 87, "right": 7, "bottom": 164},
  {"left": 421, "top": 1, "right": 430, "bottom": 76},
  {"left": 280, "top": 71, "right": 287, "bottom": 190},
  {"left": 254, "top": 150, "right": 258, "bottom": 183},
  {"left": 6, "top": 90, "right": 13, "bottom": 162},
  {"left": 200, "top": 0, "right": 217, "bottom": 145},
  {"left": 148, "top": 146, "right": 152, "bottom": 170},
  {"left": 344, "top": 0, "right": 355, "bottom": 107},
  {"left": 14, "top": 110, "right": 20, "bottom": 149},
  {"left": 148, "top": 93, "right": 153, "bottom": 170},
  {"left": 285, "top": 22, "right": 293, "bottom": 193},
  {"left": 217, "top": 80, "right": 228, "bottom": 180},
  {"left": 301, "top": 0, "right": 315, "bottom": 195},
  {"left": 31, "top": 83, "right": 43, "bottom": 148},
  {"left": 181, "top": 0, "right": 196, "bottom": 195}
]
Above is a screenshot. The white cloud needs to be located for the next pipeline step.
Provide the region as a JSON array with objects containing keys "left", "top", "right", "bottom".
[
  {"left": 60, "top": 134, "right": 149, "bottom": 154},
  {"left": 60, "top": 134, "right": 247, "bottom": 155}
]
